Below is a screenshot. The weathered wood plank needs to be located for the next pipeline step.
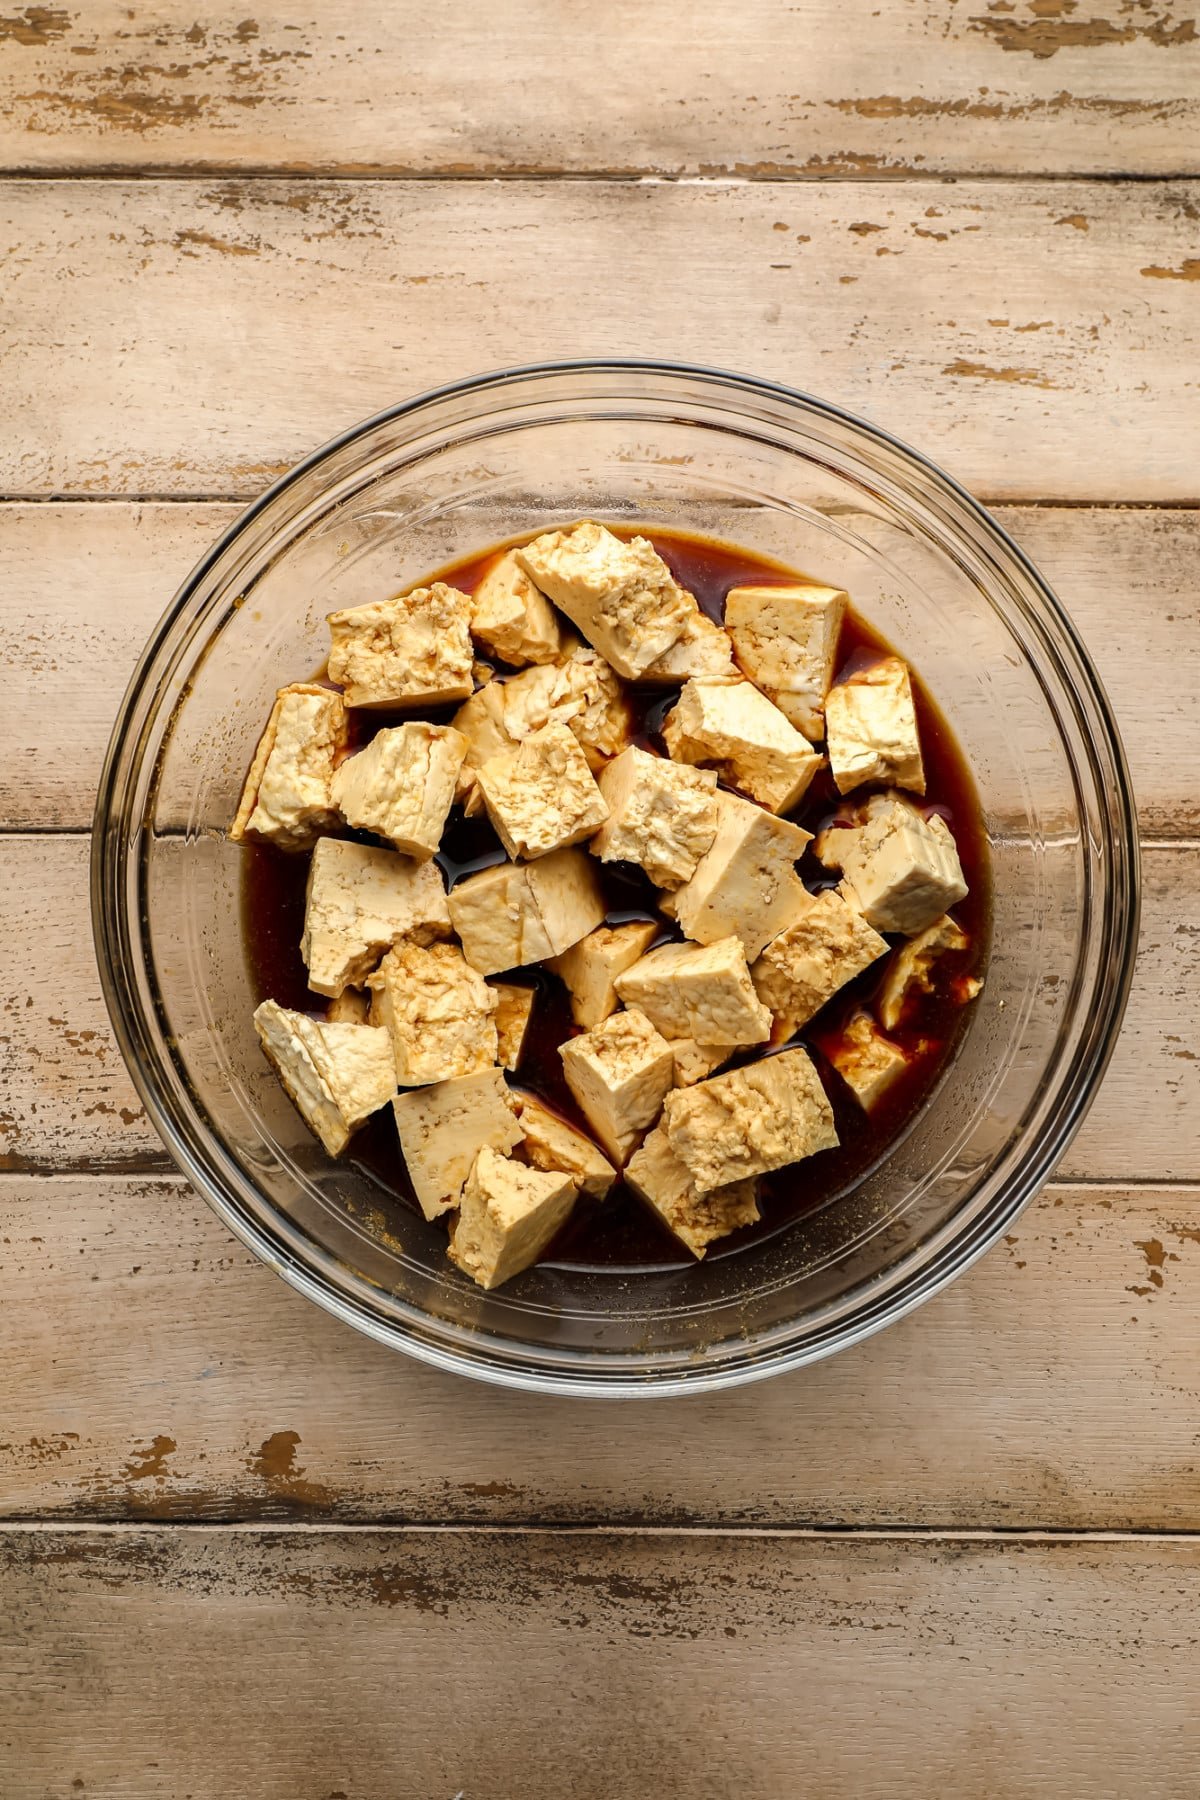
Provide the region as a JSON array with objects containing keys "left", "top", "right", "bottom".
[
  {"left": 3, "top": 178, "right": 1198, "bottom": 500},
  {"left": 0, "top": 1, "right": 1196, "bottom": 177}
]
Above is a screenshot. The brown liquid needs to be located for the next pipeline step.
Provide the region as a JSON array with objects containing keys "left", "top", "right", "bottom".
[{"left": 240, "top": 528, "right": 991, "bottom": 1273}]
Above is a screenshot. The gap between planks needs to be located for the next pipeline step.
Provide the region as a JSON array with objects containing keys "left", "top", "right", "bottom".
[
  {"left": 3, "top": 1521, "right": 1199, "bottom": 1543},
  {"left": 3, "top": 168, "right": 1200, "bottom": 185}
]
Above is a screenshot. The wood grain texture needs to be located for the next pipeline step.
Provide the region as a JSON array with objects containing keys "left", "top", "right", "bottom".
[
  {"left": 4, "top": 178, "right": 1198, "bottom": 500},
  {"left": 0, "top": 1, "right": 1197, "bottom": 177}
]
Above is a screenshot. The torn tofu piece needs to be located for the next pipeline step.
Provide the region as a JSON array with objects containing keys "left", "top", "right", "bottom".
[
  {"left": 663, "top": 677, "right": 822, "bottom": 814},
  {"left": 448, "top": 1146, "right": 578, "bottom": 1290},
  {"left": 559, "top": 1008, "right": 676, "bottom": 1167},
  {"left": 253, "top": 1000, "right": 396, "bottom": 1157},
  {"left": 230, "top": 683, "right": 347, "bottom": 851},
  {"left": 591, "top": 747, "right": 719, "bottom": 889},
  {"left": 301, "top": 837, "right": 451, "bottom": 997},
  {"left": 549, "top": 920, "right": 659, "bottom": 1030},
  {"left": 489, "top": 981, "right": 535, "bottom": 1071},
  {"left": 476, "top": 721, "right": 609, "bottom": 859},
  {"left": 497, "top": 640, "right": 632, "bottom": 771},
  {"left": 662, "top": 1047, "right": 838, "bottom": 1194},
  {"left": 392, "top": 1068, "right": 523, "bottom": 1220},
  {"left": 451, "top": 682, "right": 514, "bottom": 816},
  {"left": 815, "top": 793, "right": 967, "bottom": 936},
  {"left": 448, "top": 848, "right": 606, "bottom": 977},
  {"left": 877, "top": 914, "right": 969, "bottom": 1031},
  {"left": 615, "top": 937, "right": 771, "bottom": 1048},
  {"left": 641, "top": 602, "right": 736, "bottom": 682},
  {"left": 824, "top": 1011, "right": 909, "bottom": 1112},
  {"left": 470, "top": 548, "right": 564, "bottom": 668},
  {"left": 824, "top": 656, "right": 925, "bottom": 795},
  {"left": 326, "top": 987, "right": 371, "bottom": 1025},
  {"left": 331, "top": 723, "right": 465, "bottom": 860},
  {"left": 725, "top": 582, "right": 847, "bottom": 741},
  {"left": 626, "top": 1126, "right": 759, "bottom": 1258},
  {"left": 516, "top": 521, "right": 691, "bottom": 679},
  {"left": 751, "top": 890, "right": 888, "bottom": 1037},
  {"left": 326, "top": 582, "right": 474, "bottom": 709},
  {"left": 666, "top": 790, "right": 813, "bottom": 960},
  {"left": 668, "top": 1039, "right": 734, "bottom": 1088},
  {"left": 512, "top": 1091, "right": 616, "bottom": 1201},
  {"left": 367, "top": 940, "right": 498, "bottom": 1085}
]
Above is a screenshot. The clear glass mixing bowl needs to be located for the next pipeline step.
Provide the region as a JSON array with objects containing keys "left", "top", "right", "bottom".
[{"left": 92, "top": 361, "right": 1139, "bottom": 1395}]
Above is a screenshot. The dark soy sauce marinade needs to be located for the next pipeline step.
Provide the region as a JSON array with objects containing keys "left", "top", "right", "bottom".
[{"left": 241, "top": 528, "right": 991, "bottom": 1273}]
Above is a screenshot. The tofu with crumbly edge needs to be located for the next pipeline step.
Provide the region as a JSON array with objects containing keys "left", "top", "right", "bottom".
[
  {"left": 616, "top": 937, "right": 771, "bottom": 1048},
  {"left": 470, "top": 549, "right": 564, "bottom": 668},
  {"left": 815, "top": 793, "right": 967, "bottom": 936},
  {"left": 512, "top": 1091, "right": 616, "bottom": 1201},
  {"left": 751, "top": 890, "right": 888, "bottom": 1037},
  {"left": 496, "top": 640, "right": 633, "bottom": 772},
  {"left": 665, "top": 790, "right": 813, "bottom": 961},
  {"left": 489, "top": 981, "right": 535, "bottom": 1071},
  {"left": 231, "top": 683, "right": 347, "bottom": 851},
  {"left": 516, "top": 521, "right": 691, "bottom": 679},
  {"left": 590, "top": 747, "right": 719, "bottom": 889},
  {"left": 641, "top": 602, "right": 736, "bottom": 682},
  {"left": 626, "top": 1126, "right": 759, "bottom": 1258},
  {"left": 326, "top": 987, "right": 371, "bottom": 1025},
  {"left": 253, "top": 1000, "right": 396, "bottom": 1156},
  {"left": 476, "top": 721, "right": 609, "bottom": 860},
  {"left": 668, "top": 1039, "right": 734, "bottom": 1087},
  {"left": 448, "top": 1146, "right": 578, "bottom": 1290},
  {"left": 332, "top": 723, "right": 465, "bottom": 860},
  {"left": 825, "top": 656, "right": 925, "bottom": 795},
  {"left": 392, "top": 1069, "right": 522, "bottom": 1220},
  {"left": 559, "top": 1008, "right": 676, "bottom": 1167},
  {"left": 725, "top": 582, "right": 847, "bottom": 741},
  {"left": 451, "top": 682, "right": 513, "bottom": 816},
  {"left": 327, "top": 582, "right": 473, "bottom": 709},
  {"left": 302, "top": 837, "right": 451, "bottom": 997},
  {"left": 448, "top": 849, "right": 606, "bottom": 977},
  {"left": 368, "top": 940, "right": 498, "bottom": 1085},
  {"left": 662, "top": 1046, "right": 838, "bottom": 1194},
  {"left": 824, "top": 1011, "right": 909, "bottom": 1111},
  {"left": 663, "top": 676, "right": 822, "bottom": 814},
  {"left": 878, "top": 914, "right": 969, "bottom": 1031},
  {"left": 549, "top": 920, "right": 659, "bottom": 1030}
]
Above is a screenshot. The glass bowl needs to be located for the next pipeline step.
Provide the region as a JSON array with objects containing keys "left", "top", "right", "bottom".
[{"left": 92, "top": 360, "right": 1139, "bottom": 1396}]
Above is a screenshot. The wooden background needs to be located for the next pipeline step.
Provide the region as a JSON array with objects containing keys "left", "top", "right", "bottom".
[{"left": 2, "top": 4, "right": 1199, "bottom": 1795}]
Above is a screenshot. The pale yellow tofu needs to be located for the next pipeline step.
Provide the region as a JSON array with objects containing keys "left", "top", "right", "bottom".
[
  {"left": 626, "top": 1126, "right": 759, "bottom": 1258},
  {"left": 447, "top": 849, "right": 606, "bottom": 977},
  {"left": 641, "top": 603, "right": 736, "bottom": 682},
  {"left": 331, "top": 723, "right": 465, "bottom": 860},
  {"left": 301, "top": 837, "right": 451, "bottom": 997},
  {"left": 470, "top": 548, "right": 564, "bottom": 668},
  {"left": 591, "top": 746, "right": 719, "bottom": 889},
  {"left": 451, "top": 682, "right": 514, "bottom": 816},
  {"left": 512, "top": 1091, "right": 616, "bottom": 1201},
  {"left": 615, "top": 937, "right": 771, "bottom": 1048},
  {"left": 392, "top": 1068, "right": 522, "bottom": 1220},
  {"left": 751, "top": 890, "right": 888, "bottom": 1037},
  {"left": 253, "top": 999, "right": 396, "bottom": 1157},
  {"left": 516, "top": 521, "right": 691, "bottom": 679},
  {"left": 559, "top": 1008, "right": 676, "bottom": 1167},
  {"left": 476, "top": 721, "right": 609, "bottom": 860},
  {"left": 230, "top": 683, "right": 347, "bottom": 851},
  {"left": 725, "top": 582, "right": 847, "bottom": 741},
  {"left": 489, "top": 980, "right": 535, "bottom": 1071},
  {"left": 666, "top": 790, "right": 813, "bottom": 960},
  {"left": 497, "top": 641, "right": 633, "bottom": 771},
  {"left": 668, "top": 1039, "right": 734, "bottom": 1088},
  {"left": 367, "top": 940, "right": 498, "bottom": 1086},
  {"left": 824, "top": 1011, "right": 909, "bottom": 1111},
  {"left": 661, "top": 1046, "right": 838, "bottom": 1194},
  {"left": 824, "top": 656, "right": 925, "bottom": 795},
  {"left": 327, "top": 582, "right": 473, "bottom": 709},
  {"left": 877, "top": 914, "right": 969, "bottom": 1031},
  {"left": 663, "top": 676, "right": 822, "bottom": 814},
  {"left": 325, "top": 987, "right": 371, "bottom": 1025},
  {"left": 815, "top": 793, "right": 967, "bottom": 936},
  {"left": 448, "top": 1146, "right": 578, "bottom": 1290},
  {"left": 549, "top": 921, "right": 659, "bottom": 1030}
]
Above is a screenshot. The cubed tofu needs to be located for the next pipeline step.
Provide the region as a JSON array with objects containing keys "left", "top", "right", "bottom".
[
  {"left": 512, "top": 1091, "right": 616, "bottom": 1201},
  {"left": 641, "top": 603, "right": 737, "bottom": 682},
  {"left": 663, "top": 677, "right": 822, "bottom": 814},
  {"left": 392, "top": 1068, "right": 523, "bottom": 1220},
  {"left": 666, "top": 790, "right": 813, "bottom": 960},
  {"left": 751, "top": 890, "right": 888, "bottom": 1037},
  {"left": 559, "top": 1008, "right": 676, "bottom": 1167},
  {"left": 549, "top": 921, "right": 659, "bottom": 1030},
  {"left": 326, "top": 582, "right": 473, "bottom": 709},
  {"left": 325, "top": 987, "right": 371, "bottom": 1025},
  {"left": 668, "top": 1039, "right": 734, "bottom": 1087},
  {"left": 489, "top": 980, "right": 535, "bottom": 1071},
  {"left": 590, "top": 747, "right": 719, "bottom": 889},
  {"left": 497, "top": 642, "right": 633, "bottom": 771},
  {"left": 877, "top": 914, "right": 970, "bottom": 1031},
  {"left": 448, "top": 1146, "right": 578, "bottom": 1290},
  {"left": 824, "top": 656, "right": 925, "bottom": 795},
  {"left": 367, "top": 940, "right": 498, "bottom": 1085},
  {"left": 230, "top": 683, "right": 347, "bottom": 850},
  {"left": 470, "top": 548, "right": 564, "bottom": 668},
  {"left": 253, "top": 999, "right": 396, "bottom": 1157},
  {"left": 476, "top": 721, "right": 609, "bottom": 859},
  {"left": 451, "top": 682, "right": 514, "bottom": 815},
  {"left": 331, "top": 723, "right": 465, "bottom": 860},
  {"left": 615, "top": 937, "right": 771, "bottom": 1048},
  {"left": 725, "top": 582, "right": 847, "bottom": 741},
  {"left": 516, "top": 521, "right": 691, "bottom": 679},
  {"left": 661, "top": 1047, "right": 838, "bottom": 1194},
  {"left": 815, "top": 793, "right": 967, "bottom": 936},
  {"left": 626, "top": 1126, "right": 759, "bottom": 1258},
  {"left": 824, "top": 1011, "right": 909, "bottom": 1111},
  {"left": 447, "top": 849, "right": 606, "bottom": 977},
  {"left": 301, "top": 837, "right": 451, "bottom": 997}
]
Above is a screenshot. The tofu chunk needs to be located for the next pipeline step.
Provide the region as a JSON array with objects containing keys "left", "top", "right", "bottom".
[
  {"left": 824, "top": 1011, "right": 909, "bottom": 1111},
  {"left": 877, "top": 914, "right": 969, "bottom": 1031},
  {"left": 512, "top": 1091, "right": 616, "bottom": 1201},
  {"left": 392, "top": 1068, "right": 522, "bottom": 1220},
  {"left": 451, "top": 682, "right": 513, "bottom": 815},
  {"left": 663, "top": 677, "right": 822, "bottom": 814},
  {"left": 448, "top": 1146, "right": 578, "bottom": 1290},
  {"left": 559, "top": 1008, "right": 676, "bottom": 1166},
  {"left": 824, "top": 656, "right": 925, "bottom": 795},
  {"left": 549, "top": 920, "right": 659, "bottom": 1030},
  {"left": 476, "top": 721, "right": 609, "bottom": 860},
  {"left": 301, "top": 837, "right": 451, "bottom": 997},
  {"left": 326, "top": 582, "right": 473, "bottom": 709},
  {"left": 815, "top": 793, "right": 967, "bottom": 936},
  {"left": 590, "top": 747, "right": 719, "bottom": 889},
  {"left": 331, "top": 723, "right": 465, "bottom": 860},
  {"left": 367, "top": 940, "right": 498, "bottom": 1085},
  {"left": 230, "top": 683, "right": 347, "bottom": 851},
  {"left": 497, "top": 641, "right": 633, "bottom": 771},
  {"left": 516, "top": 521, "right": 691, "bottom": 679},
  {"left": 253, "top": 1000, "right": 395, "bottom": 1157},
  {"left": 668, "top": 1039, "right": 734, "bottom": 1088},
  {"left": 325, "top": 987, "right": 371, "bottom": 1025},
  {"left": 661, "top": 1047, "right": 838, "bottom": 1194},
  {"left": 641, "top": 603, "right": 736, "bottom": 682},
  {"left": 615, "top": 937, "right": 771, "bottom": 1047},
  {"left": 489, "top": 980, "right": 535, "bottom": 1071},
  {"left": 725, "top": 582, "right": 847, "bottom": 741},
  {"left": 666, "top": 790, "right": 813, "bottom": 960},
  {"left": 448, "top": 849, "right": 606, "bottom": 976},
  {"left": 751, "top": 890, "right": 888, "bottom": 1037},
  {"left": 626, "top": 1127, "right": 759, "bottom": 1258},
  {"left": 470, "top": 549, "right": 564, "bottom": 668}
]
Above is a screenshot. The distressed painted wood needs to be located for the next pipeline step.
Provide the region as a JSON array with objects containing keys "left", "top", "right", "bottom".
[
  {"left": 0, "top": 1, "right": 1197, "bottom": 178},
  {"left": 3, "top": 178, "right": 1199, "bottom": 500}
]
